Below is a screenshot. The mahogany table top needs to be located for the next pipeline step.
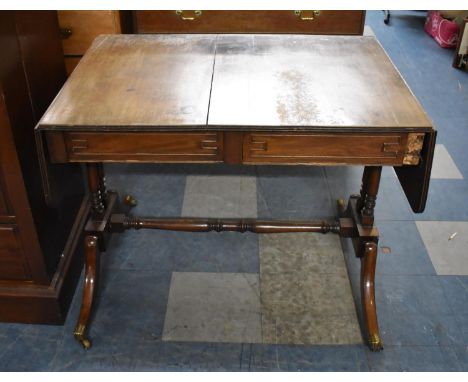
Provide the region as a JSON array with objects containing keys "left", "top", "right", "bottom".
[{"left": 38, "top": 34, "right": 432, "bottom": 132}]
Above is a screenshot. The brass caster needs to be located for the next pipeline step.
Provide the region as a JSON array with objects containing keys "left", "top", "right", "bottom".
[
  {"left": 367, "top": 333, "right": 384, "bottom": 352},
  {"left": 124, "top": 194, "right": 138, "bottom": 207},
  {"left": 337, "top": 198, "right": 346, "bottom": 213},
  {"left": 74, "top": 325, "right": 92, "bottom": 350}
]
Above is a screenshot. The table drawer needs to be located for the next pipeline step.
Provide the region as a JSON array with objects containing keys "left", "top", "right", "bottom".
[
  {"left": 134, "top": 11, "right": 365, "bottom": 35},
  {"left": 47, "top": 131, "right": 224, "bottom": 163},
  {"left": 58, "top": 10, "right": 122, "bottom": 55},
  {"left": 0, "top": 225, "right": 30, "bottom": 281},
  {"left": 243, "top": 132, "right": 418, "bottom": 165}
]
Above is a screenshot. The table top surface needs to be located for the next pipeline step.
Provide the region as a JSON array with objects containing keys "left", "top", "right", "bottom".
[{"left": 38, "top": 34, "right": 432, "bottom": 132}]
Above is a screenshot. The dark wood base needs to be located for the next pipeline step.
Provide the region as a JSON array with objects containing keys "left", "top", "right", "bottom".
[
  {"left": 74, "top": 164, "right": 384, "bottom": 351},
  {"left": 0, "top": 195, "right": 90, "bottom": 324}
]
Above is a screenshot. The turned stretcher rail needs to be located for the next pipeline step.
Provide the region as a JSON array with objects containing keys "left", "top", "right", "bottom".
[{"left": 109, "top": 214, "right": 341, "bottom": 234}]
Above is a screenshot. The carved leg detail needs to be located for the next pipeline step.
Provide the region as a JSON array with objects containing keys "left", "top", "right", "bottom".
[
  {"left": 86, "top": 163, "right": 106, "bottom": 216},
  {"left": 360, "top": 166, "right": 382, "bottom": 226},
  {"left": 74, "top": 235, "right": 100, "bottom": 350},
  {"left": 361, "top": 241, "right": 383, "bottom": 351}
]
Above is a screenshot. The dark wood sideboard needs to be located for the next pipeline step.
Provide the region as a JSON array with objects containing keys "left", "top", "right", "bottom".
[{"left": 0, "top": 11, "right": 86, "bottom": 324}]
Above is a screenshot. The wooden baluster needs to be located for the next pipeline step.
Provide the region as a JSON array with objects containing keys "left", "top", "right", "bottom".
[
  {"left": 86, "top": 163, "right": 105, "bottom": 217},
  {"left": 360, "top": 166, "right": 382, "bottom": 226}
]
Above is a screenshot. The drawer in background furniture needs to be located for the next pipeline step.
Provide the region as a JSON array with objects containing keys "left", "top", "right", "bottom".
[
  {"left": 0, "top": 225, "right": 31, "bottom": 281},
  {"left": 58, "top": 10, "right": 123, "bottom": 55},
  {"left": 46, "top": 131, "right": 224, "bottom": 163},
  {"left": 242, "top": 132, "right": 418, "bottom": 166},
  {"left": 134, "top": 10, "right": 365, "bottom": 35}
]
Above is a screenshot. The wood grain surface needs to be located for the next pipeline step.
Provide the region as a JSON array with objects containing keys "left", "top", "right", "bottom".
[
  {"left": 209, "top": 35, "right": 431, "bottom": 129},
  {"left": 38, "top": 34, "right": 432, "bottom": 131},
  {"left": 134, "top": 10, "right": 365, "bottom": 35},
  {"left": 40, "top": 34, "right": 217, "bottom": 127}
]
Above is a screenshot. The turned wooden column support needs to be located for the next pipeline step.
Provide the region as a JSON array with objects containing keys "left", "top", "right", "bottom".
[
  {"left": 359, "top": 166, "right": 382, "bottom": 226},
  {"left": 74, "top": 235, "right": 100, "bottom": 350},
  {"left": 86, "top": 163, "right": 106, "bottom": 217}
]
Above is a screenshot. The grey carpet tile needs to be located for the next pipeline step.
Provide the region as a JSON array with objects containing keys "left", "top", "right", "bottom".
[{"left": 162, "top": 272, "right": 261, "bottom": 343}]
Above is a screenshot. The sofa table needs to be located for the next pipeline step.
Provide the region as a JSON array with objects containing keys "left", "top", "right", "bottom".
[{"left": 36, "top": 34, "right": 436, "bottom": 351}]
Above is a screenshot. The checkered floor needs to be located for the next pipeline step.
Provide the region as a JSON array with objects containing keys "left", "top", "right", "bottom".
[{"left": 1, "top": 11, "right": 468, "bottom": 371}]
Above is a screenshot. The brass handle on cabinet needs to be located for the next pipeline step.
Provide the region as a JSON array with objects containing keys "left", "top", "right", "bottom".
[
  {"left": 294, "top": 10, "right": 321, "bottom": 21},
  {"left": 60, "top": 27, "right": 73, "bottom": 39},
  {"left": 175, "top": 10, "right": 202, "bottom": 21}
]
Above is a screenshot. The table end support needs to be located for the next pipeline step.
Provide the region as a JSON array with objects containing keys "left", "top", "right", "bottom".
[{"left": 73, "top": 234, "right": 100, "bottom": 350}]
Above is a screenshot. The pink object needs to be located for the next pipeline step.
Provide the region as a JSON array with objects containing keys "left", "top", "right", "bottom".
[{"left": 425, "top": 11, "right": 460, "bottom": 48}]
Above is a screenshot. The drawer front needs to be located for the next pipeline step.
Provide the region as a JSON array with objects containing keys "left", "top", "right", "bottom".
[
  {"left": 50, "top": 132, "right": 224, "bottom": 163},
  {"left": 0, "top": 225, "right": 31, "bottom": 281},
  {"left": 243, "top": 133, "right": 410, "bottom": 165},
  {"left": 58, "top": 10, "right": 121, "bottom": 55},
  {"left": 134, "top": 10, "right": 365, "bottom": 35}
]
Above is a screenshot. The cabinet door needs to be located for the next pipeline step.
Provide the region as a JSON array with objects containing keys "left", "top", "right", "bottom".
[
  {"left": 0, "top": 91, "right": 48, "bottom": 283},
  {"left": 0, "top": 182, "right": 7, "bottom": 215}
]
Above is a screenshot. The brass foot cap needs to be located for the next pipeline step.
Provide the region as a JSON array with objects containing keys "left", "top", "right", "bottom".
[
  {"left": 368, "top": 334, "right": 384, "bottom": 352},
  {"left": 74, "top": 325, "right": 92, "bottom": 350},
  {"left": 124, "top": 194, "right": 138, "bottom": 207}
]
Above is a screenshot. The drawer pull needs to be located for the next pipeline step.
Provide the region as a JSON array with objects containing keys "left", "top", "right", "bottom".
[
  {"left": 175, "top": 10, "right": 202, "bottom": 21},
  {"left": 59, "top": 27, "right": 73, "bottom": 39},
  {"left": 294, "top": 10, "right": 320, "bottom": 21}
]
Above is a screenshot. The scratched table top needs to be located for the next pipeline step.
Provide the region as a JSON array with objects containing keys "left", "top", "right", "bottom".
[{"left": 38, "top": 34, "right": 432, "bottom": 131}]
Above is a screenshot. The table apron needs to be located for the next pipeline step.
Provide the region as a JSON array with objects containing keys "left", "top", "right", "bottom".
[{"left": 44, "top": 130, "right": 425, "bottom": 166}]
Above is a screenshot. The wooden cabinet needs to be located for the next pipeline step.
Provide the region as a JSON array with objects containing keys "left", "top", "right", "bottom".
[
  {"left": 134, "top": 10, "right": 365, "bottom": 35},
  {"left": 58, "top": 11, "right": 132, "bottom": 75},
  {"left": 0, "top": 11, "right": 86, "bottom": 324}
]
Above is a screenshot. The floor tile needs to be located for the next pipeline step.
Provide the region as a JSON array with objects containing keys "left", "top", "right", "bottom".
[
  {"left": 439, "top": 276, "right": 468, "bottom": 315},
  {"left": 103, "top": 230, "right": 176, "bottom": 273},
  {"left": 377, "top": 275, "right": 453, "bottom": 318},
  {"left": 366, "top": 345, "right": 402, "bottom": 371},
  {"left": 413, "top": 181, "right": 468, "bottom": 221},
  {"left": 278, "top": 345, "right": 369, "bottom": 371},
  {"left": 431, "top": 144, "right": 464, "bottom": 179},
  {"left": 376, "top": 220, "right": 436, "bottom": 276},
  {"left": 137, "top": 342, "right": 244, "bottom": 371},
  {"left": 416, "top": 221, "right": 468, "bottom": 275},
  {"left": 452, "top": 345, "right": 468, "bottom": 371},
  {"left": 171, "top": 231, "right": 259, "bottom": 274},
  {"left": 51, "top": 337, "right": 145, "bottom": 371},
  {"left": 397, "top": 346, "right": 460, "bottom": 371},
  {"left": 259, "top": 233, "right": 347, "bottom": 276},
  {"left": 182, "top": 175, "right": 257, "bottom": 218},
  {"left": 0, "top": 335, "right": 58, "bottom": 371},
  {"left": 87, "top": 270, "right": 172, "bottom": 343},
  {"left": 379, "top": 312, "right": 461, "bottom": 346},
  {"left": 162, "top": 272, "right": 261, "bottom": 343},
  {"left": 259, "top": 233, "right": 361, "bottom": 345},
  {"left": 257, "top": 166, "right": 334, "bottom": 219}
]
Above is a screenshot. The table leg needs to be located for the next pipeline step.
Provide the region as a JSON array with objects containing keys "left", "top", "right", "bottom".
[
  {"left": 74, "top": 163, "right": 107, "bottom": 349},
  {"left": 358, "top": 166, "right": 383, "bottom": 351},
  {"left": 73, "top": 234, "right": 100, "bottom": 350},
  {"left": 361, "top": 241, "right": 383, "bottom": 351}
]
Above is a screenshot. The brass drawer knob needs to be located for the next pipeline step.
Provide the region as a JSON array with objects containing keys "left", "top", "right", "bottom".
[
  {"left": 294, "top": 10, "right": 321, "bottom": 21},
  {"left": 175, "top": 10, "right": 202, "bottom": 21},
  {"left": 59, "top": 27, "right": 73, "bottom": 39}
]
